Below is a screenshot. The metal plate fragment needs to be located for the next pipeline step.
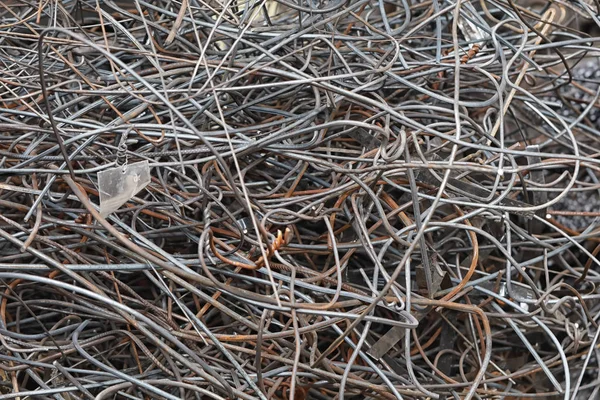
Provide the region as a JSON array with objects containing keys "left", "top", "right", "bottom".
[{"left": 98, "top": 161, "right": 151, "bottom": 217}]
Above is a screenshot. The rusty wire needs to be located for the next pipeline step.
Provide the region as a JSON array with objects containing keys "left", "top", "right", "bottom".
[{"left": 0, "top": 0, "right": 599, "bottom": 399}]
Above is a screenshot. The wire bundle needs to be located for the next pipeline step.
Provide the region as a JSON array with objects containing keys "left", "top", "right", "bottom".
[{"left": 0, "top": 0, "right": 599, "bottom": 398}]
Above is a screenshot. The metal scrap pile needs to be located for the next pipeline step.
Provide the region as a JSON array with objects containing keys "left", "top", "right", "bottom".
[{"left": 0, "top": 0, "right": 599, "bottom": 399}]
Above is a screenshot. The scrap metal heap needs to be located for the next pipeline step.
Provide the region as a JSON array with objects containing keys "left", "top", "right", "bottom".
[{"left": 0, "top": 0, "right": 599, "bottom": 399}]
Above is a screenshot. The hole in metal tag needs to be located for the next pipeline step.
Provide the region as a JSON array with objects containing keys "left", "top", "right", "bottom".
[{"left": 98, "top": 160, "right": 151, "bottom": 217}]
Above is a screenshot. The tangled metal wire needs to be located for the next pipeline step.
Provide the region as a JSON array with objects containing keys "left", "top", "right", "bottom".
[{"left": 0, "top": 0, "right": 599, "bottom": 398}]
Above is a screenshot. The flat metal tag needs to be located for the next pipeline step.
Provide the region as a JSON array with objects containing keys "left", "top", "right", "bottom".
[{"left": 98, "top": 160, "right": 150, "bottom": 217}]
